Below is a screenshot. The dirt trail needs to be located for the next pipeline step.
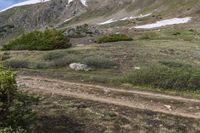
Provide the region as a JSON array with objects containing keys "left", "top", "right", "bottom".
[{"left": 17, "top": 76, "right": 200, "bottom": 119}]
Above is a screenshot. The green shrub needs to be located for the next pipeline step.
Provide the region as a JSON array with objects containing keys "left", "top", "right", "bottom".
[
  {"left": 96, "top": 34, "right": 133, "bottom": 43},
  {"left": 3, "top": 29, "right": 71, "bottom": 51},
  {"left": 123, "top": 65, "right": 200, "bottom": 90},
  {"left": 0, "top": 127, "right": 27, "bottom": 133},
  {"left": 82, "top": 56, "right": 117, "bottom": 69},
  {"left": 0, "top": 68, "right": 38, "bottom": 132},
  {"left": 3, "top": 60, "right": 29, "bottom": 69}
]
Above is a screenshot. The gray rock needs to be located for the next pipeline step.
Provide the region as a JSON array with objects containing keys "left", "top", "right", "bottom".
[
  {"left": 64, "top": 24, "right": 101, "bottom": 38},
  {"left": 69, "top": 63, "right": 90, "bottom": 71},
  {"left": 164, "top": 105, "right": 172, "bottom": 111}
]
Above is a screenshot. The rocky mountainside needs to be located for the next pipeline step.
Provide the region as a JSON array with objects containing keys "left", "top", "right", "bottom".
[{"left": 0, "top": 0, "right": 200, "bottom": 44}]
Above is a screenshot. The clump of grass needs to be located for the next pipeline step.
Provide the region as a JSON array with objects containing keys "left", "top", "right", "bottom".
[
  {"left": 43, "top": 52, "right": 65, "bottom": 61},
  {"left": 123, "top": 65, "right": 200, "bottom": 90},
  {"left": 159, "top": 61, "right": 191, "bottom": 68},
  {"left": 82, "top": 56, "right": 117, "bottom": 69},
  {"left": 3, "top": 60, "right": 29, "bottom": 68},
  {"left": 0, "top": 52, "right": 10, "bottom": 61},
  {"left": 137, "top": 32, "right": 159, "bottom": 40},
  {"left": 50, "top": 55, "right": 80, "bottom": 68},
  {"left": 136, "top": 29, "right": 199, "bottom": 41},
  {"left": 96, "top": 34, "right": 132, "bottom": 43}
]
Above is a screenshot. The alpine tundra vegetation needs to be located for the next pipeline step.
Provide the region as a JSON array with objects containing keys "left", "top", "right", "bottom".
[{"left": 0, "top": 0, "right": 200, "bottom": 132}]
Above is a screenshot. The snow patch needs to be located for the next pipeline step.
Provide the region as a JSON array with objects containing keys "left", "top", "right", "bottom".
[
  {"left": 80, "top": 0, "right": 87, "bottom": 6},
  {"left": 64, "top": 17, "right": 73, "bottom": 22},
  {"left": 98, "top": 19, "right": 116, "bottom": 25},
  {"left": 132, "top": 17, "right": 192, "bottom": 29},
  {"left": 120, "top": 13, "right": 151, "bottom": 21},
  {"left": 98, "top": 13, "right": 151, "bottom": 25},
  {"left": 0, "top": 0, "right": 51, "bottom": 12},
  {"left": 68, "top": 0, "right": 75, "bottom": 4},
  {"left": 68, "top": 0, "right": 87, "bottom": 6}
]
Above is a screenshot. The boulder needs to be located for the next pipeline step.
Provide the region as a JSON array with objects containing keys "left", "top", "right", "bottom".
[{"left": 69, "top": 63, "right": 90, "bottom": 71}]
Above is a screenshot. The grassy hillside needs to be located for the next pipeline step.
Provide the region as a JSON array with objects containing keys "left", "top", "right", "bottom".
[{"left": 2, "top": 30, "right": 200, "bottom": 97}]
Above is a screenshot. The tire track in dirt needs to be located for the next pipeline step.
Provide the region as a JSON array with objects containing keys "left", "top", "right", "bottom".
[{"left": 17, "top": 76, "right": 200, "bottom": 119}]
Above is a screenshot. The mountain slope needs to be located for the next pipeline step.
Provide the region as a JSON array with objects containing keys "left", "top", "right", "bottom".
[{"left": 0, "top": 0, "right": 200, "bottom": 44}]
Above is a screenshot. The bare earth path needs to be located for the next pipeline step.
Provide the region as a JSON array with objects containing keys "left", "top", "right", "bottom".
[{"left": 17, "top": 76, "right": 200, "bottom": 119}]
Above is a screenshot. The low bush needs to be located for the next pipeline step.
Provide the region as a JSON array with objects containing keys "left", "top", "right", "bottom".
[
  {"left": 50, "top": 55, "right": 79, "bottom": 68},
  {"left": 43, "top": 52, "right": 65, "bottom": 61},
  {"left": 47, "top": 55, "right": 117, "bottom": 69},
  {"left": 3, "top": 29, "right": 71, "bottom": 51},
  {"left": 123, "top": 65, "right": 200, "bottom": 90},
  {"left": 82, "top": 56, "right": 117, "bottom": 69},
  {"left": 0, "top": 52, "right": 10, "bottom": 61},
  {"left": 35, "top": 62, "right": 51, "bottom": 69},
  {"left": 3, "top": 60, "right": 29, "bottom": 69},
  {"left": 0, "top": 127, "right": 27, "bottom": 133},
  {"left": 0, "top": 68, "right": 38, "bottom": 132},
  {"left": 96, "top": 34, "right": 133, "bottom": 43}
]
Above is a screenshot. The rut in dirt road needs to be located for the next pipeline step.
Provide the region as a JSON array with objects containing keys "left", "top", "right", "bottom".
[{"left": 17, "top": 76, "right": 200, "bottom": 119}]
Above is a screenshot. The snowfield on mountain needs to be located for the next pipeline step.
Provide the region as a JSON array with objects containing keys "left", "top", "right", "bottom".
[
  {"left": 98, "top": 13, "right": 152, "bottom": 25},
  {"left": 133, "top": 17, "right": 192, "bottom": 29}
]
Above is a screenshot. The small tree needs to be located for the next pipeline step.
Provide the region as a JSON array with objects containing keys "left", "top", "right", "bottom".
[{"left": 0, "top": 68, "right": 38, "bottom": 132}]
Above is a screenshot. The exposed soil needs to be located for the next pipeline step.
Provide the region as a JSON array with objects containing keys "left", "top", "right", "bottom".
[{"left": 17, "top": 76, "right": 200, "bottom": 119}]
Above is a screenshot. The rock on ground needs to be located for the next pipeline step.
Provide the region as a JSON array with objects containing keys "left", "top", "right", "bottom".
[{"left": 69, "top": 63, "right": 90, "bottom": 71}]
